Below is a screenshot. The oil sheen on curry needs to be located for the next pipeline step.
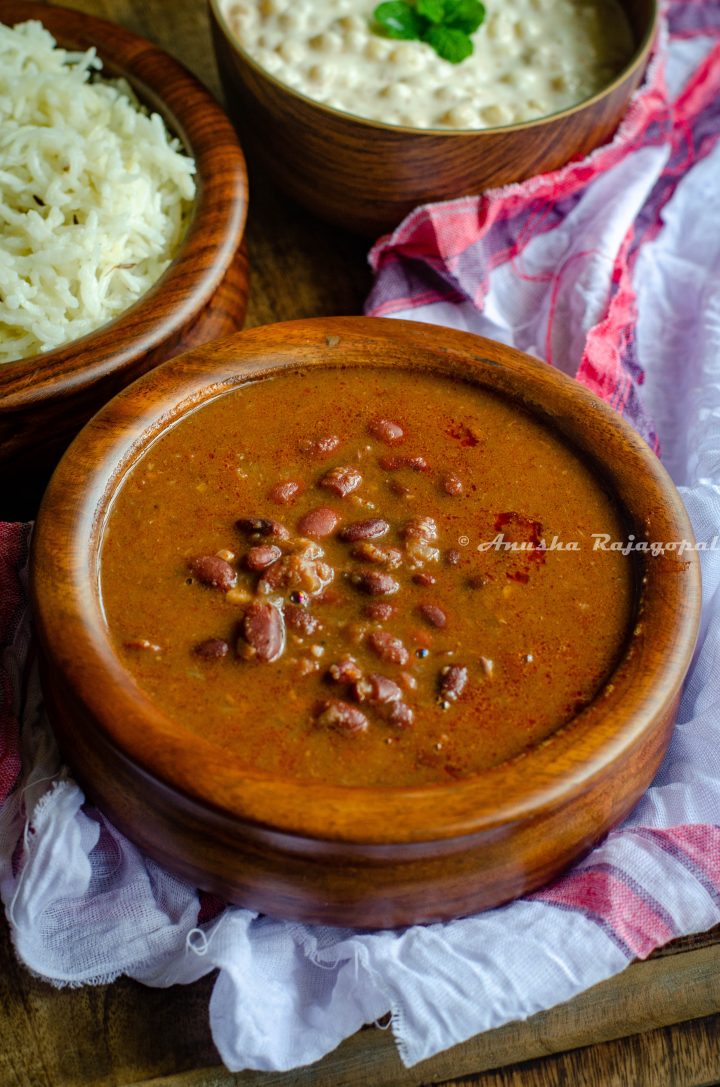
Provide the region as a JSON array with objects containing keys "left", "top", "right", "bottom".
[{"left": 100, "top": 367, "right": 634, "bottom": 788}]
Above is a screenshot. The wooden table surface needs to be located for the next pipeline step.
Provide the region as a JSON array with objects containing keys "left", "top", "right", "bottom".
[{"left": 4, "top": 2, "right": 720, "bottom": 1085}]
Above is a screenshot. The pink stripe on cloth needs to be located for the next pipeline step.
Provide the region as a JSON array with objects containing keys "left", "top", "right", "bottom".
[
  {"left": 365, "top": 2, "right": 720, "bottom": 452},
  {"left": 367, "top": 29, "right": 669, "bottom": 279},
  {"left": 0, "top": 523, "right": 31, "bottom": 805},
  {"left": 372, "top": 285, "right": 467, "bottom": 318},
  {"left": 633, "top": 826, "right": 720, "bottom": 903},
  {"left": 577, "top": 228, "right": 643, "bottom": 418},
  {"left": 674, "top": 42, "right": 720, "bottom": 124},
  {"left": 585, "top": 39, "right": 720, "bottom": 432},
  {"left": 364, "top": 29, "right": 671, "bottom": 444},
  {"left": 532, "top": 863, "right": 677, "bottom": 959},
  {"left": 669, "top": 0, "right": 720, "bottom": 39}
]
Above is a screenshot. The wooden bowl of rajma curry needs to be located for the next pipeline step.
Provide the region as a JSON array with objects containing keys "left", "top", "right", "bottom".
[{"left": 31, "top": 317, "right": 700, "bottom": 928}]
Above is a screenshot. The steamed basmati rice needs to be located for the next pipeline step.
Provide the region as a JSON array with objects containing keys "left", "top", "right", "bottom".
[{"left": 0, "top": 20, "right": 197, "bottom": 364}]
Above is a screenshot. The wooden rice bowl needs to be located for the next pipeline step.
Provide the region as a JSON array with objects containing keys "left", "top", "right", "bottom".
[{"left": 0, "top": 0, "right": 249, "bottom": 481}]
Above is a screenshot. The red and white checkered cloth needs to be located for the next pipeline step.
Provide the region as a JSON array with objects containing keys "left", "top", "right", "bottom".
[
  {"left": 368, "top": 1, "right": 720, "bottom": 455},
  {"left": 2, "top": 2, "right": 720, "bottom": 1073}
]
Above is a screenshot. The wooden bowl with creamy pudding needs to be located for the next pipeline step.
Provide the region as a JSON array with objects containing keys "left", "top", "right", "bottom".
[
  {"left": 0, "top": 1, "right": 249, "bottom": 487},
  {"left": 31, "top": 317, "right": 699, "bottom": 927},
  {"left": 209, "top": 0, "right": 656, "bottom": 234}
]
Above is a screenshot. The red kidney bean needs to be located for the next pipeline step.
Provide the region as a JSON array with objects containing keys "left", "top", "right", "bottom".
[
  {"left": 269, "top": 480, "right": 303, "bottom": 505},
  {"left": 383, "top": 701, "right": 414, "bottom": 729},
  {"left": 412, "top": 572, "right": 436, "bottom": 586},
  {"left": 379, "top": 454, "right": 429, "bottom": 472},
  {"left": 350, "top": 571, "right": 400, "bottom": 596},
  {"left": 364, "top": 602, "right": 396, "bottom": 621},
  {"left": 283, "top": 604, "right": 319, "bottom": 636},
  {"left": 259, "top": 541, "right": 331, "bottom": 595},
  {"left": 124, "top": 638, "right": 162, "bottom": 653},
  {"left": 367, "top": 631, "right": 410, "bottom": 665},
  {"left": 239, "top": 602, "right": 285, "bottom": 662},
  {"left": 403, "top": 517, "right": 437, "bottom": 542},
  {"left": 438, "top": 664, "right": 468, "bottom": 703},
  {"left": 442, "top": 473, "right": 464, "bottom": 496},
  {"left": 314, "top": 699, "right": 368, "bottom": 735},
  {"left": 445, "top": 549, "right": 462, "bottom": 566},
  {"left": 353, "top": 673, "right": 402, "bottom": 704},
  {"left": 258, "top": 560, "right": 289, "bottom": 592},
  {"left": 299, "top": 434, "right": 340, "bottom": 457},
  {"left": 368, "top": 418, "right": 405, "bottom": 444},
  {"left": 194, "top": 638, "right": 230, "bottom": 660},
  {"left": 328, "top": 656, "right": 363, "bottom": 684},
  {"left": 418, "top": 603, "right": 447, "bottom": 629},
  {"left": 350, "top": 542, "right": 402, "bottom": 568},
  {"left": 188, "top": 555, "right": 237, "bottom": 592},
  {"left": 246, "top": 544, "right": 282, "bottom": 571},
  {"left": 297, "top": 506, "right": 339, "bottom": 538},
  {"left": 319, "top": 466, "right": 363, "bottom": 497},
  {"left": 467, "top": 573, "right": 489, "bottom": 589},
  {"left": 236, "top": 517, "right": 289, "bottom": 540},
  {"left": 339, "top": 517, "right": 389, "bottom": 543},
  {"left": 402, "top": 517, "right": 440, "bottom": 565},
  {"left": 315, "top": 588, "right": 341, "bottom": 606},
  {"left": 266, "top": 521, "right": 291, "bottom": 540}
]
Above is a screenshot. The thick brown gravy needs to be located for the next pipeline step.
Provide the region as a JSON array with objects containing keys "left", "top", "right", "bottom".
[{"left": 100, "top": 366, "right": 634, "bottom": 787}]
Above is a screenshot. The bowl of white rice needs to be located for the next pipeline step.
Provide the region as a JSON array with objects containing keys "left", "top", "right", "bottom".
[{"left": 0, "top": 1, "right": 249, "bottom": 484}]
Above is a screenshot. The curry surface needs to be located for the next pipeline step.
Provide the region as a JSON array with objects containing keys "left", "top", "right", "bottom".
[{"left": 100, "top": 367, "right": 633, "bottom": 787}]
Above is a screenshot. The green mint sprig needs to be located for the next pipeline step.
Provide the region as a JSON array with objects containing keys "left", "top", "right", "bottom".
[{"left": 373, "top": 0, "right": 486, "bottom": 64}]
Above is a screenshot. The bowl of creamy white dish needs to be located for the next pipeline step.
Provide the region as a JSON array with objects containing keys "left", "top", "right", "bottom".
[{"left": 209, "top": 0, "right": 656, "bottom": 234}]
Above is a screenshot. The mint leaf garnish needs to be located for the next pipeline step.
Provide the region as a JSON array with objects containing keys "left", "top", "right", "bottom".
[
  {"left": 417, "top": 0, "right": 447, "bottom": 24},
  {"left": 372, "top": 0, "right": 484, "bottom": 63},
  {"left": 374, "top": 1, "right": 425, "bottom": 39},
  {"left": 423, "top": 24, "right": 474, "bottom": 63},
  {"left": 444, "top": 0, "right": 486, "bottom": 34}
]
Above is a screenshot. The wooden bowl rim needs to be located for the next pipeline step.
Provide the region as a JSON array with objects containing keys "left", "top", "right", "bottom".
[
  {"left": 208, "top": 0, "right": 658, "bottom": 137},
  {"left": 31, "top": 317, "right": 701, "bottom": 845},
  {"left": 0, "top": 0, "right": 248, "bottom": 405}
]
